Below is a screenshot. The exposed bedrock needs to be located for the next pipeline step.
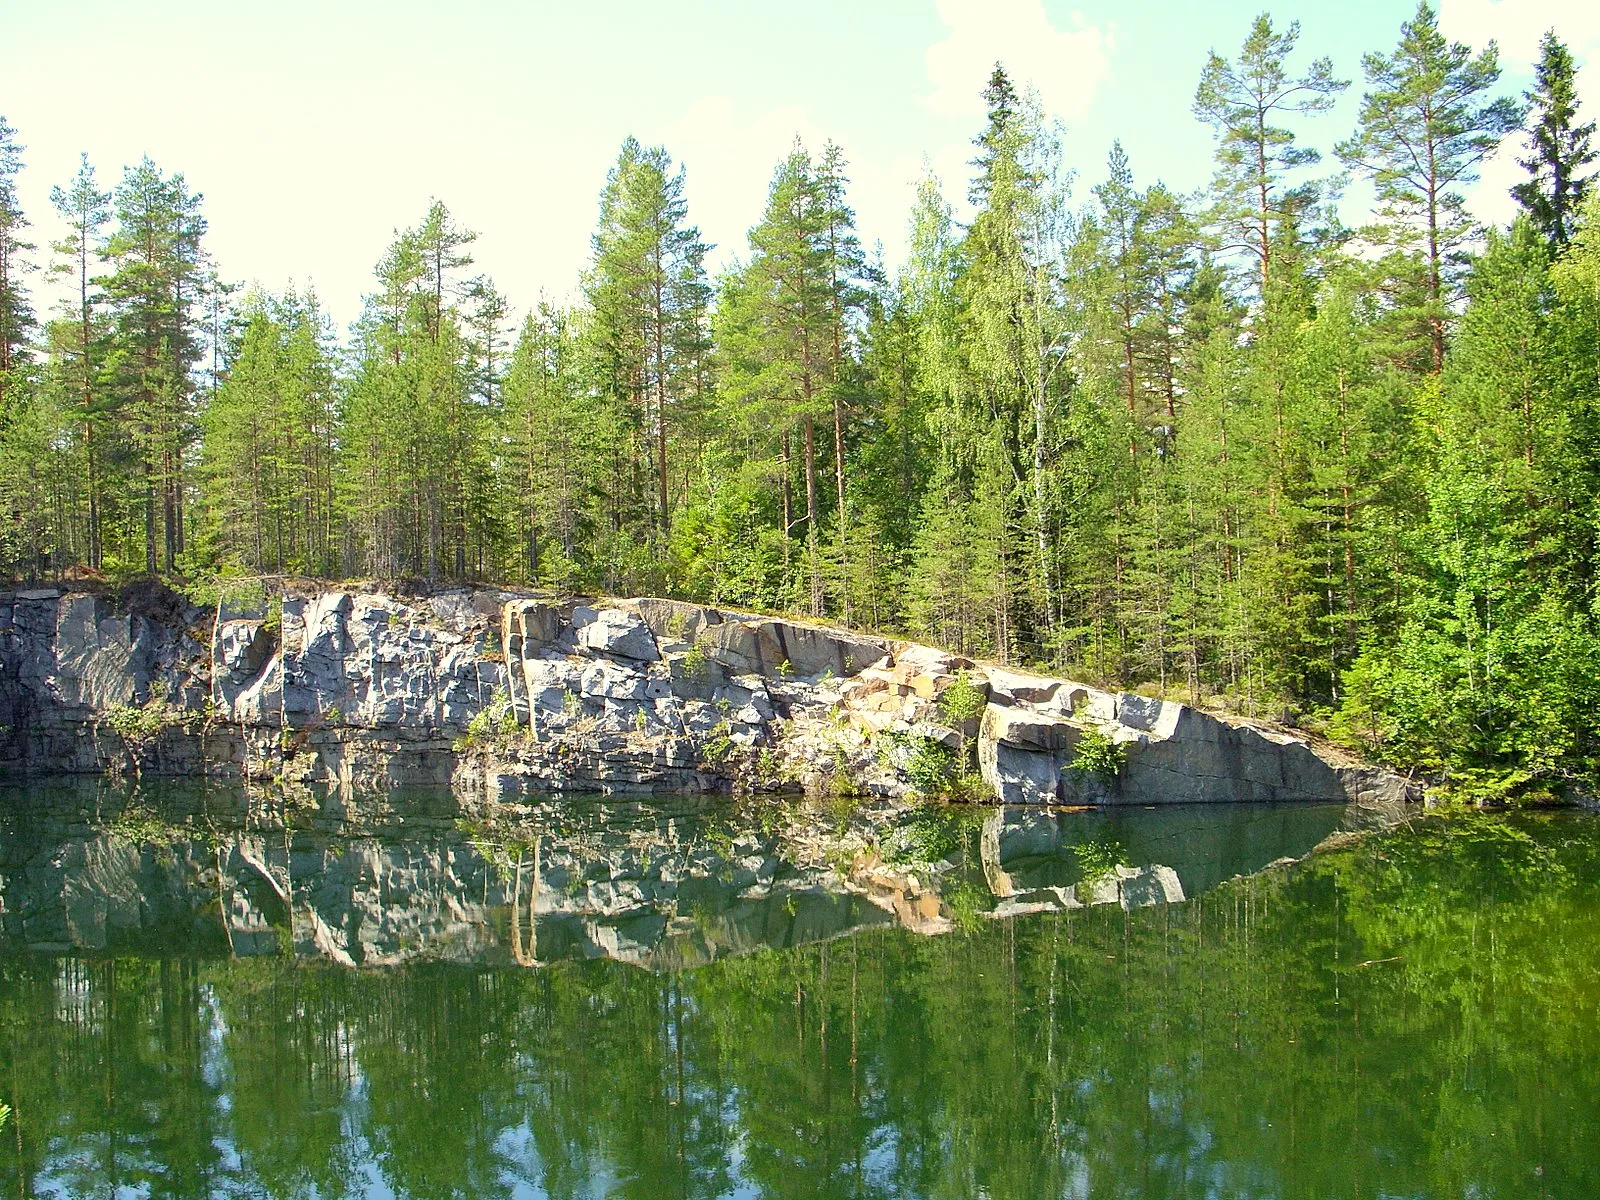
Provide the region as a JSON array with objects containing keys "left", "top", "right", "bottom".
[{"left": 0, "top": 584, "right": 1412, "bottom": 806}]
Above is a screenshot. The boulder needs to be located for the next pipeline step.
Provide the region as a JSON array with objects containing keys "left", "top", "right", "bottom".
[
  {"left": 503, "top": 598, "right": 562, "bottom": 657},
  {"left": 1118, "top": 864, "right": 1185, "bottom": 907},
  {"left": 579, "top": 659, "right": 648, "bottom": 701},
  {"left": 697, "top": 620, "right": 764, "bottom": 675},
  {"left": 1042, "top": 683, "right": 1116, "bottom": 722},
  {"left": 979, "top": 738, "right": 1063, "bottom": 804},
  {"left": 427, "top": 591, "right": 479, "bottom": 633},
  {"left": 752, "top": 619, "right": 888, "bottom": 680},
  {"left": 1117, "top": 709, "right": 1347, "bottom": 804},
  {"left": 1116, "top": 692, "right": 1180, "bottom": 735},
  {"left": 985, "top": 668, "right": 1062, "bottom": 707},
  {"left": 572, "top": 607, "right": 659, "bottom": 662},
  {"left": 895, "top": 642, "right": 971, "bottom": 672},
  {"left": 623, "top": 598, "right": 724, "bottom": 646},
  {"left": 981, "top": 703, "right": 1079, "bottom": 754},
  {"left": 51, "top": 594, "right": 143, "bottom": 710},
  {"left": 214, "top": 619, "right": 282, "bottom": 725}
]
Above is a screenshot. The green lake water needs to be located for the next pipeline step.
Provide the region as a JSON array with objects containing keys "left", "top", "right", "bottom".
[{"left": 0, "top": 781, "right": 1596, "bottom": 1198}]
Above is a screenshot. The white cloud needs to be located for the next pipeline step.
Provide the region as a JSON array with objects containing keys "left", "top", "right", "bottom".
[
  {"left": 922, "top": 0, "right": 1112, "bottom": 121},
  {"left": 1441, "top": 0, "right": 1600, "bottom": 69}
]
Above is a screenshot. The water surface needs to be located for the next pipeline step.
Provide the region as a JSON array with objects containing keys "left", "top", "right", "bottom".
[{"left": 0, "top": 781, "right": 1594, "bottom": 1198}]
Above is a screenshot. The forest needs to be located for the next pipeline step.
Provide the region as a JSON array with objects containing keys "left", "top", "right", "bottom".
[{"left": 0, "top": 3, "right": 1597, "bottom": 798}]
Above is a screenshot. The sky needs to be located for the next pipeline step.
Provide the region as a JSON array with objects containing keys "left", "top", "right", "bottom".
[{"left": 3, "top": 0, "right": 1597, "bottom": 335}]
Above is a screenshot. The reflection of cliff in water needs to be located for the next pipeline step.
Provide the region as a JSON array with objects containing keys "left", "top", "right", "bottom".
[{"left": 0, "top": 780, "right": 1404, "bottom": 969}]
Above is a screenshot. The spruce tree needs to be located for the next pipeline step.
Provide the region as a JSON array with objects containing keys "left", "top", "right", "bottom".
[
  {"left": 587, "top": 138, "right": 710, "bottom": 558},
  {"left": 0, "top": 115, "right": 34, "bottom": 419},
  {"left": 501, "top": 303, "right": 598, "bottom": 588},
  {"left": 1513, "top": 30, "right": 1596, "bottom": 250},
  {"left": 959, "top": 68, "right": 1074, "bottom": 659},
  {"left": 1339, "top": 223, "right": 1600, "bottom": 788}
]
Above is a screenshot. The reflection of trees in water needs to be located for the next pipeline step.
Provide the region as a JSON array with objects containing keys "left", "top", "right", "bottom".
[{"left": 1, "top": 813, "right": 1596, "bottom": 1199}]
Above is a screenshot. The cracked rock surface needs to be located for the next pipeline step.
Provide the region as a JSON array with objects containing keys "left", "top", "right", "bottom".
[{"left": 0, "top": 584, "right": 1411, "bottom": 806}]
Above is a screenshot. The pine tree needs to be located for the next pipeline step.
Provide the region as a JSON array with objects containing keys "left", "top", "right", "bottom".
[
  {"left": 47, "top": 154, "right": 112, "bottom": 568},
  {"left": 717, "top": 145, "right": 836, "bottom": 614},
  {"left": 1337, "top": 2, "right": 1521, "bottom": 371},
  {"left": 198, "top": 292, "right": 280, "bottom": 569},
  {"left": 1094, "top": 143, "right": 1145, "bottom": 449},
  {"left": 586, "top": 138, "right": 710, "bottom": 560},
  {"left": 102, "top": 156, "right": 208, "bottom": 572},
  {"left": 1513, "top": 30, "right": 1596, "bottom": 250},
  {"left": 340, "top": 209, "right": 482, "bottom": 581},
  {"left": 809, "top": 143, "right": 871, "bottom": 618},
  {"left": 501, "top": 302, "right": 598, "bottom": 588},
  {"left": 1192, "top": 14, "right": 1345, "bottom": 292},
  {"left": 462, "top": 274, "right": 510, "bottom": 406}
]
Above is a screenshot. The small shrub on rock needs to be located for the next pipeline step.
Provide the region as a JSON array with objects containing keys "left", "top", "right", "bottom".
[
  {"left": 903, "top": 735, "right": 956, "bottom": 796},
  {"left": 1070, "top": 727, "right": 1126, "bottom": 783}
]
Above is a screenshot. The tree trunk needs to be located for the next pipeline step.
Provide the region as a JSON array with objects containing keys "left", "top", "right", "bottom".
[
  {"left": 805, "top": 415, "right": 821, "bottom": 617},
  {"left": 780, "top": 431, "right": 793, "bottom": 577}
]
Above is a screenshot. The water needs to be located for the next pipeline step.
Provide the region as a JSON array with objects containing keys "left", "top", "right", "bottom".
[{"left": 1, "top": 781, "right": 1596, "bottom": 1198}]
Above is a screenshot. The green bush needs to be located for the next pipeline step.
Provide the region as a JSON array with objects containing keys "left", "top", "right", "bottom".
[
  {"left": 1070, "top": 727, "right": 1126, "bottom": 783},
  {"left": 938, "top": 672, "right": 987, "bottom": 725},
  {"left": 455, "top": 687, "right": 517, "bottom": 751},
  {"left": 945, "top": 880, "right": 993, "bottom": 935},
  {"left": 903, "top": 735, "right": 956, "bottom": 795},
  {"left": 886, "top": 799, "right": 986, "bottom": 864},
  {"left": 679, "top": 640, "right": 710, "bottom": 681}
]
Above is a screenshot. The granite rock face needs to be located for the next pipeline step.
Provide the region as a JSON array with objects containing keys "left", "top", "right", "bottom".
[{"left": 0, "top": 583, "right": 1410, "bottom": 806}]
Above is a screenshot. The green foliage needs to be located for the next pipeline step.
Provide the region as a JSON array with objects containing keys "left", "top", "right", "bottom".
[
  {"left": 1069, "top": 728, "right": 1126, "bottom": 783},
  {"left": 109, "top": 802, "right": 181, "bottom": 844},
  {"left": 678, "top": 639, "right": 710, "bottom": 681},
  {"left": 455, "top": 687, "right": 518, "bottom": 752},
  {"left": 937, "top": 673, "right": 987, "bottom": 725},
  {"left": 700, "top": 720, "right": 737, "bottom": 766},
  {"left": 902, "top": 735, "right": 956, "bottom": 796},
  {"left": 1072, "top": 837, "right": 1128, "bottom": 889},
  {"left": 885, "top": 799, "right": 984, "bottom": 865},
  {"left": 105, "top": 681, "right": 182, "bottom": 747},
  {"left": 944, "top": 879, "right": 992, "bottom": 935}
]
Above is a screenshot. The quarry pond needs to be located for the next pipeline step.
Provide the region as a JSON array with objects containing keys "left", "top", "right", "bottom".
[{"left": 1, "top": 780, "right": 1597, "bottom": 1198}]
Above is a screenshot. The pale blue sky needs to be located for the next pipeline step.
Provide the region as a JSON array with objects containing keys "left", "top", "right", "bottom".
[{"left": 3, "top": 0, "right": 1594, "bottom": 333}]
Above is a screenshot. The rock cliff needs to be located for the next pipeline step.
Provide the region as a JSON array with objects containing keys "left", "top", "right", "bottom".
[{"left": 0, "top": 583, "right": 1410, "bottom": 806}]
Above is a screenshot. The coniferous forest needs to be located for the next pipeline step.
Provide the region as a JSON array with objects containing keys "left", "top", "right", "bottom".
[{"left": 1, "top": 4, "right": 1598, "bottom": 798}]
